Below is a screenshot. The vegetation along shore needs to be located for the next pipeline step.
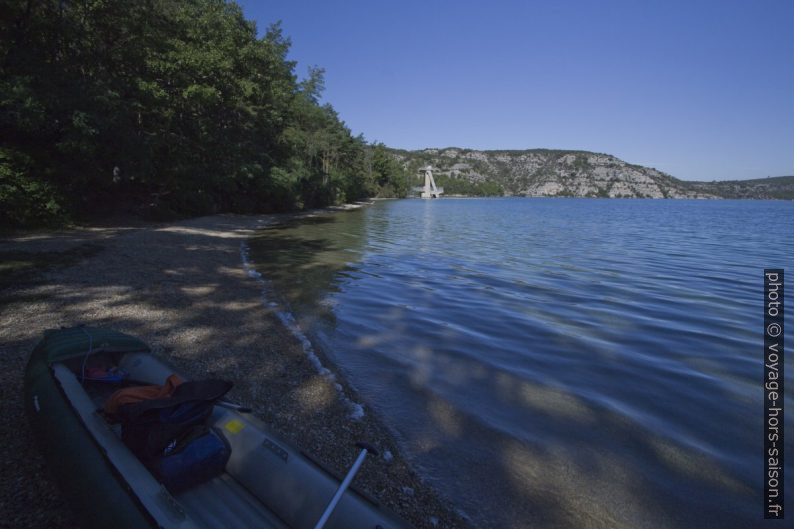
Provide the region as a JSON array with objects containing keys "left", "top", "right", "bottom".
[
  {"left": 2, "top": 2, "right": 790, "bottom": 233},
  {"left": 0, "top": 1, "right": 790, "bottom": 527}
]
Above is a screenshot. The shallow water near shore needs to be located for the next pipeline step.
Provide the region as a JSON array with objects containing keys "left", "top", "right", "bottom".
[{"left": 249, "top": 198, "right": 793, "bottom": 529}]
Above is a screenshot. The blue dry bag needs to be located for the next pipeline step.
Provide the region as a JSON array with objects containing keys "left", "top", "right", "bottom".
[{"left": 152, "top": 425, "right": 231, "bottom": 492}]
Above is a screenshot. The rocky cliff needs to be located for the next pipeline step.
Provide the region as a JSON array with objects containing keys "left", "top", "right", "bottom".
[{"left": 390, "top": 147, "right": 712, "bottom": 198}]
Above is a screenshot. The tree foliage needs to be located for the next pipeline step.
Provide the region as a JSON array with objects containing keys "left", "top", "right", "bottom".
[
  {"left": 431, "top": 174, "right": 503, "bottom": 196},
  {"left": 0, "top": 0, "right": 394, "bottom": 227},
  {"left": 371, "top": 143, "right": 409, "bottom": 198}
]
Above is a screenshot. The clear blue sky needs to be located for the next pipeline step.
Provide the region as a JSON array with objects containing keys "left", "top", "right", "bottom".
[{"left": 237, "top": 0, "right": 793, "bottom": 181}]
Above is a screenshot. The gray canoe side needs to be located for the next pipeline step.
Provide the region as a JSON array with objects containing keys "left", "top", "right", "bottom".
[{"left": 118, "top": 352, "right": 412, "bottom": 529}]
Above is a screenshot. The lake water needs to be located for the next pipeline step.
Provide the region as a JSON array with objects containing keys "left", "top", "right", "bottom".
[{"left": 249, "top": 198, "right": 793, "bottom": 529}]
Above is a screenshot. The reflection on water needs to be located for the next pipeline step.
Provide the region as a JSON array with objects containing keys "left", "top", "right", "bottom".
[
  {"left": 250, "top": 214, "right": 366, "bottom": 329},
  {"left": 250, "top": 198, "right": 794, "bottom": 529}
]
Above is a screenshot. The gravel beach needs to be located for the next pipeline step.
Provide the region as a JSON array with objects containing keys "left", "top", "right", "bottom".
[{"left": 0, "top": 212, "right": 471, "bottom": 529}]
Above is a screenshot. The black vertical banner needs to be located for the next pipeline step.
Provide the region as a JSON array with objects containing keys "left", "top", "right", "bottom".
[{"left": 764, "top": 269, "right": 784, "bottom": 519}]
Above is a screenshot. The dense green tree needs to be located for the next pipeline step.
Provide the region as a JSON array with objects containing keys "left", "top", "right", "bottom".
[
  {"left": 371, "top": 143, "right": 409, "bottom": 198},
  {"left": 0, "top": 0, "right": 399, "bottom": 228}
]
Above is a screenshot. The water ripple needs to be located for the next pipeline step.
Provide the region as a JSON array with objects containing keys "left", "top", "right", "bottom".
[{"left": 250, "top": 198, "right": 794, "bottom": 529}]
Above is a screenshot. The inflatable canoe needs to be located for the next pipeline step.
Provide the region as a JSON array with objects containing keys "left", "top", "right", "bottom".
[{"left": 24, "top": 326, "right": 412, "bottom": 529}]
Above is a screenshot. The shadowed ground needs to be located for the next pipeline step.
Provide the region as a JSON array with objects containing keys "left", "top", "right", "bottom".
[{"left": 0, "top": 213, "right": 469, "bottom": 529}]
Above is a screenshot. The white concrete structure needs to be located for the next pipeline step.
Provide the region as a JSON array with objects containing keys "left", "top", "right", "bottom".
[{"left": 414, "top": 166, "right": 443, "bottom": 198}]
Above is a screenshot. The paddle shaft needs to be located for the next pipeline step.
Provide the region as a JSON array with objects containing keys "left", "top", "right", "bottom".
[
  {"left": 313, "top": 447, "right": 371, "bottom": 529},
  {"left": 216, "top": 400, "right": 252, "bottom": 413}
]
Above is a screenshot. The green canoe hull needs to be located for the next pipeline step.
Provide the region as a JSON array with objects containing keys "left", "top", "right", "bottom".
[
  {"left": 24, "top": 327, "right": 156, "bottom": 529},
  {"left": 24, "top": 326, "right": 412, "bottom": 529}
]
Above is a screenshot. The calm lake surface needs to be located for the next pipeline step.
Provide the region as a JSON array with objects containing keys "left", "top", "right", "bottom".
[{"left": 249, "top": 198, "right": 793, "bottom": 529}]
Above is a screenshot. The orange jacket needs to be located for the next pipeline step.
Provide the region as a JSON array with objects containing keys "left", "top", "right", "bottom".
[{"left": 104, "top": 374, "right": 184, "bottom": 416}]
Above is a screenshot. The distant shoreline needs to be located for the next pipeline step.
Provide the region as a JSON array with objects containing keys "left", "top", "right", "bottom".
[
  {"left": 392, "top": 147, "right": 794, "bottom": 200},
  {"left": 407, "top": 194, "right": 793, "bottom": 200}
]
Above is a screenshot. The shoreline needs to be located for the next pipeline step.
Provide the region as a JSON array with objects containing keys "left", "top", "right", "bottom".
[{"left": 0, "top": 208, "right": 470, "bottom": 529}]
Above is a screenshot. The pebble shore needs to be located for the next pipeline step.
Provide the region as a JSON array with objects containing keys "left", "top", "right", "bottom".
[{"left": 0, "top": 211, "right": 471, "bottom": 529}]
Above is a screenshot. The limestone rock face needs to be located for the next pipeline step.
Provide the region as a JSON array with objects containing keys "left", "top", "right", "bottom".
[{"left": 391, "top": 147, "right": 716, "bottom": 198}]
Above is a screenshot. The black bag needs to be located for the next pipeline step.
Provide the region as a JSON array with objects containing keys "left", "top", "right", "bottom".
[{"left": 117, "top": 379, "right": 232, "bottom": 465}]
